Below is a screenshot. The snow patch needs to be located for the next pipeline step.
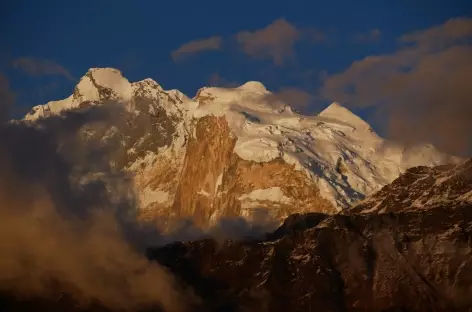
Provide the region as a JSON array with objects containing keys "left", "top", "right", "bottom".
[
  {"left": 127, "top": 151, "right": 157, "bottom": 172},
  {"left": 139, "top": 187, "right": 171, "bottom": 207},
  {"left": 215, "top": 173, "right": 223, "bottom": 194},
  {"left": 75, "top": 75, "right": 101, "bottom": 102},
  {"left": 234, "top": 137, "right": 281, "bottom": 162},
  {"left": 318, "top": 102, "right": 370, "bottom": 131},
  {"left": 24, "top": 95, "right": 75, "bottom": 120},
  {"left": 197, "top": 189, "right": 211, "bottom": 197},
  {"left": 238, "top": 187, "right": 292, "bottom": 209},
  {"left": 459, "top": 190, "right": 472, "bottom": 201},
  {"left": 236, "top": 81, "right": 269, "bottom": 94},
  {"left": 89, "top": 68, "right": 133, "bottom": 101}
]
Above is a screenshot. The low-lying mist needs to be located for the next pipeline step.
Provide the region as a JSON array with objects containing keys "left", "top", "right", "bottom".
[{"left": 0, "top": 102, "right": 277, "bottom": 311}]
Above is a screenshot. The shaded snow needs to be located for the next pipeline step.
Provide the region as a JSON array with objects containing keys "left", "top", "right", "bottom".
[
  {"left": 197, "top": 189, "right": 211, "bottom": 197},
  {"left": 140, "top": 187, "right": 171, "bottom": 207},
  {"left": 89, "top": 68, "right": 133, "bottom": 101},
  {"left": 214, "top": 173, "right": 223, "bottom": 195}
]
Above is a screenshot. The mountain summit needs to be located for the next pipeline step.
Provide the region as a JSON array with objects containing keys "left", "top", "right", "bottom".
[
  {"left": 22, "top": 68, "right": 460, "bottom": 226},
  {"left": 319, "top": 102, "right": 372, "bottom": 132}
]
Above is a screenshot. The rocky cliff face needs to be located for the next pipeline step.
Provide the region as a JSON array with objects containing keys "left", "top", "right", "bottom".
[
  {"left": 21, "top": 67, "right": 459, "bottom": 227},
  {"left": 172, "top": 114, "right": 334, "bottom": 226}
]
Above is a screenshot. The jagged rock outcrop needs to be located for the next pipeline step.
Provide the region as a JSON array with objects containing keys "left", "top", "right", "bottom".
[{"left": 351, "top": 158, "right": 472, "bottom": 214}]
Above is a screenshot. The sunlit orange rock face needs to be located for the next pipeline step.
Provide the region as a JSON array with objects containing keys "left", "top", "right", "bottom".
[
  {"left": 166, "top": 115, "right": 335, "bottom": 227},
  {"left": 134, "top": 114, "right": 334, "bottom": 228}
]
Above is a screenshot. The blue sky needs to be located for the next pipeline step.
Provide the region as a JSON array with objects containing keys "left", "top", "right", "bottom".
[{"left": 1, "top": 0, "right": 471, "bottom": 154}]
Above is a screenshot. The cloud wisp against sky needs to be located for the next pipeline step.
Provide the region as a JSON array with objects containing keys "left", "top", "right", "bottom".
[
  {"left": 263, "top": 87, "right": 315, "bottom": 111},
  {"left": 172, "top": 18, "right": 327, "bottom": 66},
  {"left": 171, "top": 36, "right": 222, "bottom": 61},
  {"left": 207, "top": 72, "right": 240, "bottom": 88},
  {"left": 236, "top": 18, "right": 301, "bottom": 65},
  {"left": 11, "top": 57, "right": 75, "bottom": 81}
]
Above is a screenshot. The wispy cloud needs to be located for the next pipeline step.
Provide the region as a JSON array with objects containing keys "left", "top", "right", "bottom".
[
  {"left": 264, "top": 87, "right": 314, "bottom": 111},
  {"left": 207, "top": 72, "right": 239, "bottom": 88},
  {"left": 399, "top": 17, "right": 472, "bottom": 48},
  {"left": 171, "top": 18, "right": 327, "bottom": 66},
  {"left": 171, "top": 36, "right": 222, "bottom": 61},
  {"left": 321, "top": 18, "right": 472, "bottom": 155},
  {"left": 236, "top": 19, "right": 300, "bottom": 65},
  {"left": 352, "top": 29, "right": 381, "bottom": 43},
  {"left": 11, "top": 57, "right": 75, "bottom": 81}
]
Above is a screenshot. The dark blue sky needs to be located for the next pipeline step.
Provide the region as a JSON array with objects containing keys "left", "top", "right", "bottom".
[{"left": 1, "top": 0, "right": 471, "bottom": 135}]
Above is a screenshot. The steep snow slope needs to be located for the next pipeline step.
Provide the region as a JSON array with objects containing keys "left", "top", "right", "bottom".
[{"left": 23, "top": 68, "right": 460, "bottom": 225}]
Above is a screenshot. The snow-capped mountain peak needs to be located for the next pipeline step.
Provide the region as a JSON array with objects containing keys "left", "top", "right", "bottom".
[
  {"left": 236, "top": 81, "right": 269, "bottom": 94},
  {"left": 318, "top": 102, "right": 372, "bottom": 132},
  {"left": 25, "top": 68, "right": 134, "bottom": 120},
  {"left": 21, "top": 68, "right": 461, "bottom": 226},
  {"left": 74, "top": 67, "right": 133, "bottom": 102}
]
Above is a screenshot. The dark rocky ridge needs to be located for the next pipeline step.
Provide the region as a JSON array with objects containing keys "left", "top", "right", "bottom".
[
  {"left": 148, "top": 204, "right": 472, "bottom": 312},
  {"left": 1, "top": 203, "right": 471, "bottom": 312}
]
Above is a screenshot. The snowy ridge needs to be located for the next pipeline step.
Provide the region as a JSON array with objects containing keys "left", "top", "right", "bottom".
[
  {"left": 191, "top": 85, "right": 459, "bottom": 207},
  {"left": 25, "top": 68, "right": 131, "bottom": 120},
  {"left": 23, "top": 67, "right": 461, "bottom": 210},
  {"left": 352, "top": 158, "right": 472, "bottom": 214},
  {"left": 25, "top": 68, "right": 196, "bottom": 121}
]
